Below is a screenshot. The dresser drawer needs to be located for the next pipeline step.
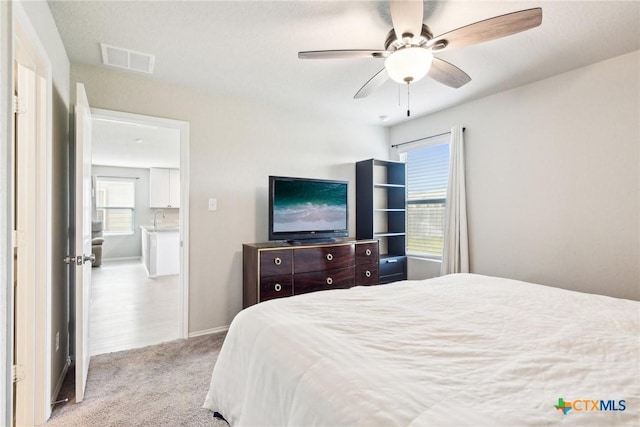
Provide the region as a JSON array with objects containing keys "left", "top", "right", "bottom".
[
  {"left": 294, "top": 244, "right": 355, "bottom": 273},
  {"left": 355, "top": 242, "right": 378, "bottom": 266},
  {"left": 294, "top": 267, "right": 354, "bottom": 295},
  {"left": 379, "top": 256, "right": 407, "bottom": 284},
  {"left": 259, "top": 275, "right": 293, "bottom": 302},
  {"left": 260, "top": 249, "right": 293, "bottom": 277},
  {"left": 355, "top": 264, "right": 378, "bottom": 286}
]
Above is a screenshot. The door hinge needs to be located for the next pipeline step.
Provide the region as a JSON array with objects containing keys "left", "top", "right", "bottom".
[
  {"left": 12, "top": 364, "right": 25, "bottom": 383},
  {"left": 13, "top": 95, "right": 26, "bottom": 114},
  {"left": 12, "top": 230, "right": 24, "bottom": 249}
]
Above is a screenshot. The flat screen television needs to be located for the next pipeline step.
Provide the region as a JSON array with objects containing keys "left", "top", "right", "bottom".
[{"left": 268, "top": 175, "right": 349, "bottom": 243}]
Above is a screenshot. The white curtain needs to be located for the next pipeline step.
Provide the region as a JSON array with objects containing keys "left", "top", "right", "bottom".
[{"left": 441, "top": 124, "right": 469, "bottom": 275}]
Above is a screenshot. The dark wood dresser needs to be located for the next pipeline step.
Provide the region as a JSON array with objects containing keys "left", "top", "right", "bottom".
[{"left": 243, "top": 239, "right": 379, "bottom": 308}]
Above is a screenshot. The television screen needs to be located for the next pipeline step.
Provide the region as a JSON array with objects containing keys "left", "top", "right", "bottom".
[{"left": 269, "top": 176, "right": 348, "bottom": 242}]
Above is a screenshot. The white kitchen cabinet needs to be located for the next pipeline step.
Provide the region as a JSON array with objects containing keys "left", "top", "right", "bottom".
[
  {"left": 141, "top": 226, "right": 180, "bottom": 277},
  {"left": 150, "top": 167, "right": 180, "bottom": 208},
  {"left": 168, "top": 169, "right": 180, "bottom": 207}
]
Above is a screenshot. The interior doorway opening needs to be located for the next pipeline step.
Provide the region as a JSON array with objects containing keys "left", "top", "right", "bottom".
[{"left": 88, "top": 109, "right": 190, "bottom": 355}]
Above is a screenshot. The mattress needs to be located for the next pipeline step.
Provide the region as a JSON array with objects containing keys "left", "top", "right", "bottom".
[{"left": 204, "top": 273, "right": 639, "bottom": 426}]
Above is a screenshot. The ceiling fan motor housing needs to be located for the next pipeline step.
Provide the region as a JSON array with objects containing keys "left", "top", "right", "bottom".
[{"left": 384, "top": 24, "right": 434, "bottom": 50}]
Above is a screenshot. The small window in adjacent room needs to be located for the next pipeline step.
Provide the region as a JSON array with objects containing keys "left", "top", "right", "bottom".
[
  {"left": 399, "top": 141, "right": 450, "bottom": 259},
  {"left": 96, "top": 177, "right": 136, "bottom": 235}
]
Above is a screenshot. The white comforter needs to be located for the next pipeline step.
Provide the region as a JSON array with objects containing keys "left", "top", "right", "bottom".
[{"left": 204, "top": 274, "right": 639, "bottom": 426}]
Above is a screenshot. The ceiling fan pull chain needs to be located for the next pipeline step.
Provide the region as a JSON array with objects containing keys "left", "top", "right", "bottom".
[{"left": 407, "top": 83, "right": 411, "bottom": 117}]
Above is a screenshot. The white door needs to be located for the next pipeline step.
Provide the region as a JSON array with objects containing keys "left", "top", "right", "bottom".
[
  {"left": 73, "top": 83, "right": 93, "bottom": 402},
  {"left": 14, "top": 61, "right": 38, "bottom": 427},
  {"left": 13, "top": 12, "right": 54, "bottom": 421}
]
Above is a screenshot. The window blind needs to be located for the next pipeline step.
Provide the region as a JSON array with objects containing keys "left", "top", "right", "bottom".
[
  {"left": 400, "top": 142, "right": 450, "bottom": 258},
  {"left": 96, "top": 177, "right": 136, "bottom": 234}
]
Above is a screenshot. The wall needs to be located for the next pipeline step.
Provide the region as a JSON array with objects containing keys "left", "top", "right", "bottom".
[
  {"left": 390, "top": 50, "right": 640, "bottom": 301},
  {"left": 17, "top": 0, "right": 71, "bottom": 415},
  {"left": 72, "top": 63, "right": 389, "bottom": 332},
  {"left": 91, "top": 165, "right": 179, "bottom": 260},
  {"left": 407, "top": 257, "right": 440, "bottom": 281}
]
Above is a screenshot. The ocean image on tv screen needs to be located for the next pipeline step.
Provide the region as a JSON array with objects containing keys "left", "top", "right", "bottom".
[{"left": 273, "top": 180, "right": 347, "bottom": 233}]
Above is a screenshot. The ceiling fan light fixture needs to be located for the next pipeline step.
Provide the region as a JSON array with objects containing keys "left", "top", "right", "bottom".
[{"left": 384, "top": 47, "right": 433, "bottom": 84}]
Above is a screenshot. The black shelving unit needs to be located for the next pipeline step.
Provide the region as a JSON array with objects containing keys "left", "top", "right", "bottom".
[{"left": 356, "top": 159, "right": 407, "bottom": 284}]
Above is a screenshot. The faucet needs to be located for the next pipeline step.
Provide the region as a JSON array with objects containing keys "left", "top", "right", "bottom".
[{"left": 153, "top": 209, "right": 166, "bottom": 229}]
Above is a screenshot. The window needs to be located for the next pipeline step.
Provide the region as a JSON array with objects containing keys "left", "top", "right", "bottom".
[
  {"left": 96, "top": 177, "right": 136, "bottom": 235},
  {"left": 400, "top": 142, "right": 450, "bottom": 258}
]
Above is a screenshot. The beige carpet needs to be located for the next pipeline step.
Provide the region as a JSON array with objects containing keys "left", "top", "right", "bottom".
[{"left": 48, "top": 333, "right": 228, "bottom": 427}]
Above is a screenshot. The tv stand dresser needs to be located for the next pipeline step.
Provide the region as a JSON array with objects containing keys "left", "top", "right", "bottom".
[{"left": 243, "top": 239, "right": 379, "bottom": 308}]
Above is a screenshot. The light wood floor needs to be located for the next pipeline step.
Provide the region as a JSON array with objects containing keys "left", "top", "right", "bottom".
[{"left": 90, "top": 259, "right": 181, "bottom": 356}]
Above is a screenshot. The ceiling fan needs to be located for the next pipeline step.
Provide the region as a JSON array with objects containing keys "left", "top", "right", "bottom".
[{"left": 298, "top": 1, "right": 542, "bottom": 100}]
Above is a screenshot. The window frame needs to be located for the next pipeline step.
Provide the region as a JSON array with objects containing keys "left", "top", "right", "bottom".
[
  {"left": 398, "top": 136, "right": 450, "bottom": 260},
  {"left": 95, "top": 176, "right": 137, "bottom": 236}
]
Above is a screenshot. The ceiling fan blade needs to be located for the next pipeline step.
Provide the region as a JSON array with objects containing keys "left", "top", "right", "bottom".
[
  {"left": 427, "top": 8, "right": 542, "bottom": 52},
  {"left": 298, "top": 50, "right": 389, "bottom": 59},
  {"left": 428, "top": 58, "right": 471, "bottom": 89},
  {"left": 354, "top": 68, "right": 389, "bottom": 99},
  {"left": 390, "top": 0, "right": 424, "bottom": 41}
]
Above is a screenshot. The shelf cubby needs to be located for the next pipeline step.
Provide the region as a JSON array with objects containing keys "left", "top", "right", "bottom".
[{"left": 356, "top": 159, "right": 407, "bottom": 284}]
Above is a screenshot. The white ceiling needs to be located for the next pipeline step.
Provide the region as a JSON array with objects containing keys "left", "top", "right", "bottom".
[
  {"left": 92, "top": 117, "right": 180, "bottom": 169},
  {"left": 49, "top": 1, "right": 640, "bottom": 127}
]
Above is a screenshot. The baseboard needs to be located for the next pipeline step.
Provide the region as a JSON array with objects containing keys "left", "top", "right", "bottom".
[
  {"left": 103, "top": 256, "right": 142, "bottom": 262},
  {"left": 51, "top": 357, "right": 71, "bottom": 405},
  {"left": 188, "top": 325, "right": 229, "bottom": 338}
]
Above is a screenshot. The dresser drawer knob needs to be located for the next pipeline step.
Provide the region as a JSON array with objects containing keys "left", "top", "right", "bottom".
[
  {"left": 365, "top": 248, "right": 372, "bottom": 256},
  {"left": 326, "top": 277, "right": 333, "bottom": 285},
  {"left": 326, "top": 253, "right": 333, "bottom": 261},
  {"left": 274, "top": 257, "right": 282, "bottom": 265},
  {"left": 274, "top": 283, "right": 282, "bottom": 292},
  {"left": 365, "top": 270, "right": 371, "bottom": 278}
]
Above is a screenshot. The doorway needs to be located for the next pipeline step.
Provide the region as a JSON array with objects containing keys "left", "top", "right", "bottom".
[{"left": 88, "top": 109, "right": 189, "bottom": 355}]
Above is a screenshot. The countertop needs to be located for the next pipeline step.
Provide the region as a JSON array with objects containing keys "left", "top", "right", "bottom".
[{"left": 140, "top": 225, "right": 180, "bottom": 233}]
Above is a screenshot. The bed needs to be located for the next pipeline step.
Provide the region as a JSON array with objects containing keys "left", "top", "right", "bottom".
[{"left": 204, "top": 273, "right": 639, "bottom": 426}]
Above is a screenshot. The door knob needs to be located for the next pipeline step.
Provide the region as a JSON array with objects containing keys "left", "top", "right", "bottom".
[
  {"left": 77, "top": 254, "right": 95, "bottom": 265},
  {"left": 64, "top": 254, "right": 96, "bottom": 265}
]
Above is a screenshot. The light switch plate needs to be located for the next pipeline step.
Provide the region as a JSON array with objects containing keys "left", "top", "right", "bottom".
[{"left": 208, "top": 198, "right": 217, "bottom": 211}]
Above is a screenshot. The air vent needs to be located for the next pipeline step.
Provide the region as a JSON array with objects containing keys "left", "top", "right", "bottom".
[{"left": 100, "top": 43, "right": 155, "bottom": 74}]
